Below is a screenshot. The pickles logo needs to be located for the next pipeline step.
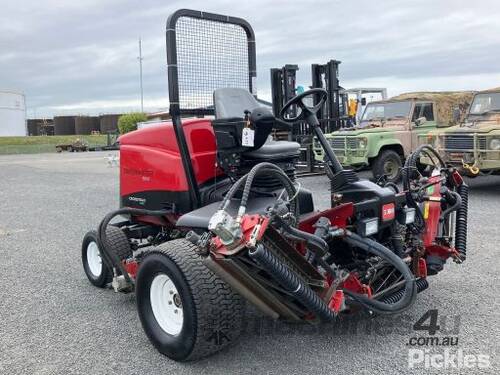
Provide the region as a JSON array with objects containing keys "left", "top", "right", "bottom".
[
  {"left": 407, "top": 310, "right": 490, "bottom": 370},
  {"left": 408, "top": 349, "right": 490, "bottom": 370}
]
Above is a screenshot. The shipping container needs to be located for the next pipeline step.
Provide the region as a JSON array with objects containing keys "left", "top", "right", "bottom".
[{"left": 54, "top": 116, "right": 76, "bottom": 135}]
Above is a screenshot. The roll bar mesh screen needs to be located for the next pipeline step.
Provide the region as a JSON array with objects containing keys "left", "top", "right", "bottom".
[{"left": 167, "top": 10, "right": 256, "bottom": 115}]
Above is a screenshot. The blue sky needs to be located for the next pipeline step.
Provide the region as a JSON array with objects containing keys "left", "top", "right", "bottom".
[{"left": 1, "top": 0, "right": 500, "bottom": 118}]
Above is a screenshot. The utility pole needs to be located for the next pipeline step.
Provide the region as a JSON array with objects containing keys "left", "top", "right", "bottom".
[{"left": 138, "top": 37, "right": 144, "bottom": 112}]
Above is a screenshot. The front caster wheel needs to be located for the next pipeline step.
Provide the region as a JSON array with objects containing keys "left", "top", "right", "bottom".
[
  {"left": 81, "top": 226, "right": 132, "bottom": 288},
  {"left": 136, "top": 239, "right": 244, "bottom": 361}
]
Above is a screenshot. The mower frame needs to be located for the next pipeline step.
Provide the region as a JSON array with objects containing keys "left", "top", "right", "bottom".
[{"left": 166, "top": 9, "right": 258, "bottom": 211}]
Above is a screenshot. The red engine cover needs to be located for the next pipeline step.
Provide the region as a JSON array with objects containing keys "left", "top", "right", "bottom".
[{"left": 119, "top": 118, "right": 221, "bottom": 211}]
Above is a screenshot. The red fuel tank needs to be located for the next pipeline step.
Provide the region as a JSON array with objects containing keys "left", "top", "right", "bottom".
[{"left": 119, "top": 118, "right": 219, "bottom": 213}]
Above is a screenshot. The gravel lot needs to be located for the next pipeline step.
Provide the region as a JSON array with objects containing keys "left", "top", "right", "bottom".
[{"left": 0, "top": 151, "right": 498, "bottom": 374}]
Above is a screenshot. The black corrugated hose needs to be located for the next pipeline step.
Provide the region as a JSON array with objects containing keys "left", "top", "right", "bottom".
[
  {"left": 248, "top": 244, "right": 337, "bottom": 321},
  {"left": 97, "top": 208, "right": 170, "bottom": 284},
  {"left": 402, "top": 144, "right": 468, "bottom": 261},
  {"left": 454, "top": 183, "right": 469, "bottom": 261},
  {"left": 380, "top": 278, "right": 429, "bottom": 304}
]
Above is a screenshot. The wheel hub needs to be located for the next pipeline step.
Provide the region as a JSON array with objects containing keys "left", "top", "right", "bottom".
[
  {"left": 384, "top": 160, "right": 398, "bottom": 179},
  {"left": 150, "top": 273, "right": 184, "bottom": 335},
  {"left": 173, "top": 293, "right": 182, "bottom": 308}
]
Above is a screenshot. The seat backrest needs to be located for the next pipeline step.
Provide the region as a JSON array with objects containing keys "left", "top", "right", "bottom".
[{"left": 213, "top": 88, "right": 260, "bottom": 119}]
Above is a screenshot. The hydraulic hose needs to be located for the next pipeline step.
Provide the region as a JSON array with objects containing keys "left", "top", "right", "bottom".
[
  {"left": 402, "top": 144, "right": 445, "bottom": 188},
  {"left": 219, "top": 173, "right": 249, "bottom": 210},
  {"left": 240, "top": 163, "right": 297, "bottom": 216},
  {"left": 219, "top": 162, "right": 299, "bottom": 218},
  {"left": 273, "top": 215, "right": 329, "bottom": 256},
  {"left": 341, "top": 230, "right": 417, "bottom": 315},
  {"left": 403, "top": 144, "right": 446, "bottom": 182},
  {"left": 402, "top": 144, "right": 446, "bottom": 233},
  {"left": 384, "top": 181, "right": 400, "bottom": 193},
  {"left": 248, "top": 244, "right": 337, "bottom": 321},
  {"left": 454, "top": 183, "right": 469, "bottom": 261},
  {"left": 97, "top": 208, "right": 170, "bottom": 284},
  {"left": 380, "top": 278, "right": 429, "bottom": 305},
  {"left": 440, "top": 190, "right": 461, "bottom": 222},
  {"left": 241, "top": 163, "right": 291, "bottom": 203},
  {"left": 390, "top": 222, "right": 405, "bottom": 258}
]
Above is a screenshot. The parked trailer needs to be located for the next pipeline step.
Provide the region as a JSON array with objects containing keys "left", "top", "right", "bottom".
[{"left": 55, "top": 139, "right": 89, "bottom": 153}]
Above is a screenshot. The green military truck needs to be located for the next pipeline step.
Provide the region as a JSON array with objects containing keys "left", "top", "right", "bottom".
[
  {"left": 421, "top": 87, "right": 500, "bottom": 176},
  {"left": 313, "top": 92, "right": 474, "bottom": 181}
]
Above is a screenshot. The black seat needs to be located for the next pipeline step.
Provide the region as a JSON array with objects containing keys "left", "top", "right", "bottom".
[
  {"left": 244, "top": 139, "right": 300, "bottom": 160},
  {"left": 213, "top": 87, "right": 260, "bottom": 119},
  {"left": 176, "top": 197, "right": 278, "bottom": 229},
  {"left": 213, "top": 88, "right": 300, "bottom": 158}
]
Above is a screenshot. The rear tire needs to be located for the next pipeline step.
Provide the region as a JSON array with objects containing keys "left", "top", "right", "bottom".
[
  {"left": 372, "top": 150, "right": 403, "bottom": 182},
  {"left": 82, "top": 226, "right": 132, "bottom": 288},
  {"left": 136, "top": 239, "right": 244, "bottom": 361}
]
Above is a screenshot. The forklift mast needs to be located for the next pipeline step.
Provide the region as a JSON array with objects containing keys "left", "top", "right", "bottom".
[
  {"left": 311, "top": 60, "right": 345, "bottom": 132},
  {"left": 271, "top": 64, "right": 300, "bottom": 118}
]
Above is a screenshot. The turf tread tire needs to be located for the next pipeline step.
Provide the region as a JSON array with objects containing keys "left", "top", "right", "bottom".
[
  {"left": 136, "top": 239, "right": 244, "bottom": 361},
  {"left": 104, "top": 225, "right": 133, "bottom": 261}
]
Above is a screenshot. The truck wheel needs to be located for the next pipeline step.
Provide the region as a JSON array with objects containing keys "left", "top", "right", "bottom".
[
  {"left": 136, "top": 239, "right": 244, "bottom": 361},
  {"left": 372, "top": 150, "right": 402, "bottom": 182},
  {"left": 82, "top": 226, "right": 132, "bottom": 288}
]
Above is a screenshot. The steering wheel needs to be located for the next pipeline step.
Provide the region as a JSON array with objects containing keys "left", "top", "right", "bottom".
[{"left": 279, "top": 88, "right": 328, "bottom": 123}]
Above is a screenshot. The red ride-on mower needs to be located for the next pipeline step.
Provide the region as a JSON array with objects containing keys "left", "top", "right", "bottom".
[{"left": 81, "top": 9, "right": 469, "bottom": 362}]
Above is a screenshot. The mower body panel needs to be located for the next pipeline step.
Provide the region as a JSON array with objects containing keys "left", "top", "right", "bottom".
[{"left": 119, "top": 118, "right": 220, "bottom": 213}]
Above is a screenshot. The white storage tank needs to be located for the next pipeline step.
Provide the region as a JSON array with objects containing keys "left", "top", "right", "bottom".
[{"left": 0, "top": 90, "right": 26, "bottom": 136}]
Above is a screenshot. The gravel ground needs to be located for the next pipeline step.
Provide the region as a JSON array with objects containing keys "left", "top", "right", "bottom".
[{"left": 0, "top": 151, "right": 498, "bottom": 374}]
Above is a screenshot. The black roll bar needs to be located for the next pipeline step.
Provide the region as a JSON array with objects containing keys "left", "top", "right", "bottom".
[{"left": 165, "top": 9, "right": 257, "bottom": 210}]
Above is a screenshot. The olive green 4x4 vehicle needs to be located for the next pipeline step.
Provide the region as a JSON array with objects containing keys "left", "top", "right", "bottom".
[
  {"left": 314, "top": 92, "right": 474, "bottom": 181},
  {"left": 421, "top": 88, "right": 500, "bottom": 176}
]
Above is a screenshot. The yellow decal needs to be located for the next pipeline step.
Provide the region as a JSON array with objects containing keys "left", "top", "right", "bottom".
[{"left": 423, "top": 202, "right": 430, "bottom": 219}]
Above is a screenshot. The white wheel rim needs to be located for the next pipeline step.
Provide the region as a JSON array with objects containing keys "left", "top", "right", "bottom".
[
  {"left": 150, "top": 273, "right": 184, "bottom": 336},
  {"left": 86, "top": 241, "right": 102, "bottom": 277}
]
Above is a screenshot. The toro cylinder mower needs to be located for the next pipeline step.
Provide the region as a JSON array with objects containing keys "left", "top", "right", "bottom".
[{"left": 81, "top": 9, "right": 469, "bottom": 362}]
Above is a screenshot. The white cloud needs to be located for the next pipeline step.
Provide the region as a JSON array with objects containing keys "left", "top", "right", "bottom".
[{"left": 1, "top": 0, "right": 500, "bottom": 117}]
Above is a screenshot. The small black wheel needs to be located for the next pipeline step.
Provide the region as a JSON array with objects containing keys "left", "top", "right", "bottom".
[
  {"left": 372, "top": 149, "right": 403, "bottom": 182},
  {"left": 136, "top": 239, "right": 244, "bottom": 361},
  {"left": 82, "top": 226, "right": 132, "bottom": 288}
]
